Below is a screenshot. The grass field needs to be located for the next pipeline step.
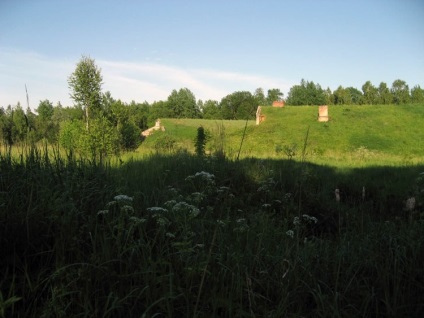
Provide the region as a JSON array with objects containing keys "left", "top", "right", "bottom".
[
  {"left": 137, "top": 105, "right": 424, "bottom": 166},
  {"left": 1, "top": 105, "right": 424, "bottom": 317}
]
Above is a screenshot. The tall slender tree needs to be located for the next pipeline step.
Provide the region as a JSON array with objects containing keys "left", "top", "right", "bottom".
[{"left": 68, "top": 56, "right": 103, "bottom": 130}]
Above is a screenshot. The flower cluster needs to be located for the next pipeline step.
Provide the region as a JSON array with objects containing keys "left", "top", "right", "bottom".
[
  {"left": 172, "top": 201, "right": 200, "bottom": 218},
  {"left": 185, "top": 171, "right": 215, "bottom": 185},
  {"left": 286, "top": 214, "right": 319, "bottom": 240},
  {"left": 98, "top": 194, "right": 135, "bottom": 218}
]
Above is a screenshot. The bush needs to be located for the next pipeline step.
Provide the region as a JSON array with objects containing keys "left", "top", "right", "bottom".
[{"left": 118, "top": 121, "right": 140, "bottom": 151}]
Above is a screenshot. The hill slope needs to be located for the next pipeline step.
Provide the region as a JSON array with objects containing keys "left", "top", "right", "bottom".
[{"left": 139, "top": 105, "right": 424, "bottom": 166}]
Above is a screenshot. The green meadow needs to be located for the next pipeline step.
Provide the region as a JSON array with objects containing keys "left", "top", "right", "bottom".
[
  {"left": 1, "top": 105, "right": 424, "bottom": 317},
  {"left": 138, "top": 105, "right": 424, "bottom": 166}
]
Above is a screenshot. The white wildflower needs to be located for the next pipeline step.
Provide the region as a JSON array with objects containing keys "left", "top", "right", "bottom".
[
  {"left": 189, "top": 192, "right": 204, "bottom": 204},
  {"left": 172, "top": 202, "right": 200, "bottom": 217},
  {"left": 129, "top": 216, "right": 146, "bottom": 224},
  {"left": 302, "top": 214, "right": 318, "bottom": 224},
  {"left": 194, "top": 171, "right": 215, "bottom": 180},
  {"left": 286, "top": 230, "right": 294, "bottom": 238},
  {"left": 156, "top": 217, "right": 170, "bottom": 227},
  {"left": 147, "top": 207, "right": 168, "bottom": 213},
  {"left": 163, "top": 200, "right": 177, "bottom": 209},
  {"left": 293, "top": 216, "right": 301, "bottom": 226},
  {"left": 121, "top": 205, "right": 134, "bottom": 213},
  {"left": 166, "top": 186, "right": 179, "bottom": 195},
  {"left": 186, "top": 171, "right": 215, "bottom": 182},
  {"left": 262, "top": 203, "right": 271, "bottom": 208},
  {"left": 97, "top": 210, "right": 109, "bottom": 216},
  {"left": 114, "top": 194, "right": 133, "bottom": 202},
  {"left": 405, "top": 197, "right": 416, "bottom": 211},
  {"left": 106, "top": 201, "right": 117, "bottom": 208}
]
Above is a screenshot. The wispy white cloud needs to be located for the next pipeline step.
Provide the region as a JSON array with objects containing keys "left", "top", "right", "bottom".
[{"left": 0, "top": 48, "right": 294, "bottom": 110}]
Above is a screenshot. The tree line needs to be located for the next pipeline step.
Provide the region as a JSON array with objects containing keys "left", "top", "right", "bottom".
[
  {"left": 1, "top": 56, "right": 423, "bottom": 158},
  {"left": 285, "top": 79, "right": 424, "bottom": 106}
]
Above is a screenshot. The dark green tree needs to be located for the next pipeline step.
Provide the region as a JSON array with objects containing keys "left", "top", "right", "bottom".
[
  {"left": 201, "top": 100, "right": 221, "bottom": 119},
  {"left": 266, "top": 88, "right": 284, "bottom": 105},
  {"left": 68, "top": 56, "right": 103, "bottom": 130},
  {"left": 333, "top": 86, "right": 351, "bottom": 105},
  {"left": 0, "top": 106, "right": 14, "bottom": 150},
  {"left": 149, "top": 100, "right": 172, "bottom": 124},
  {"left": 410, "top": 85, "right": 424, "bottom": 104},
  {"left": 286, "top": 79, "right": 325, "bottom": 105},
  {"left": 167, "top": 88, "right": 199, "bottom": 118},
  {"left": 324, "top": 87, "right": 334, "bottom": 105},
  {"left": 391, "top": 79, "right": 410, "bottom": 104},
  {"left": 220, "top": 91, "right": 257, "bottom": 120},
  {"left": 11, "top": 103, "right": 28, "bottom": 143},
  {"left": 194, "top": 125, "right": 208, "bottom": 156},
  {"left": 346, "top": 87, "right": 363, "bottom": 105},
  {"left": 254, "top": 88, "right": 266, "bottom": 106},
  {"left": 36, "top": 99, "right": 59, "bottom": 143},
  {"left": 378, "top": 82, "right": 393, "bottom": 104},
  {"left": 128, "top": 101, "right": 149, "bottom": 131},
  {"left": 361, "top": 81, "right": 379, "bottom": 105}
]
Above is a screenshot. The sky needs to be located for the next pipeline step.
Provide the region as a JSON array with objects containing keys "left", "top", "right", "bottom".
[{"left": 1, "top": 0, "right": 423, "bottom": 110}]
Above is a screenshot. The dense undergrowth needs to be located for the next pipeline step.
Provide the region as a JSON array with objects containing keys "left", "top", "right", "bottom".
[{"left": 1, "top": 147, "right": 424, "bottom": 317}]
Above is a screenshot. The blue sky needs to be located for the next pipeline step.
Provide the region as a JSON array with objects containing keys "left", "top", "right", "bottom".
[{"left": 1, "top": 0, "right": 423, "bottom": 110}]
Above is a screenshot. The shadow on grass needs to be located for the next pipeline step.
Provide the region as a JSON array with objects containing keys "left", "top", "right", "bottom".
[{"left": 1, "top": 150, "right": 423, "bottom": 317}]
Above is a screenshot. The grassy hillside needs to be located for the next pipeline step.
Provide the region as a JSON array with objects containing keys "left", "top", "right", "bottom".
[{"left": 137, "top": 105, "right": 424, "bottom": 166}]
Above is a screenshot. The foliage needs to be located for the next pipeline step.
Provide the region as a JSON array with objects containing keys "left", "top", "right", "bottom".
[
  {"left": 286, "top": 79, "right": 326, "bottom": 105},
  {"left": 154, "top": 134, "right": 177, "bottom": 153},
  {"left": 346, "top": 86, "right": 363, "bottom": 104},
  {"left": 58, "top": 119, "right": 84, "bottom": 152},
  {"left": 378, "top": 82, "right": 393, "bottom": 104},
  {"left": 36, "top": 100, "right": 59, "bottom": 143},
  {"left": 391, "top": 79, "right": 410, "bottom": 105},
  {"left": 266, "top": 88, "right": 284, "bottom": 105},
  {"left": 167, "top": 88, "right": 200, "bottom": 118},
  {"left": 411, "top": 85, "right": 424, "bottom": 104},
  {"left": 194, "top": 125, "right": 208, "bottom": 156},
  {"left": 0, "top": 106, "right": 14, "bottom": 149},
  {"left": 68, "top": 55, "right": 103, "bottom": 130},
  {"left": 361, "top": 81, "right": 379, "bottom": 105},
  {"left": 81, "top": 116, "right": 120, "bottom": 161},
  {"left": 333, "top": 85, "right": 352, "bottom": 105},
  {"left": 220, "top": 91, "right": 257, "bottom": 119},
  {"left": 118, "top": 120, "right": 140, "bottom": 151},
  {"left": 200, "top": 99, "right": 221, "bottom": 119},
  {"left": 59, "top": 117, "right": 119, "bottom": 161}
]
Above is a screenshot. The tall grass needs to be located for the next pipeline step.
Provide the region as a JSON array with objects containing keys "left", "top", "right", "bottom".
[{"left": 1, "top": 144, "right": 424, "bottom": 317}]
